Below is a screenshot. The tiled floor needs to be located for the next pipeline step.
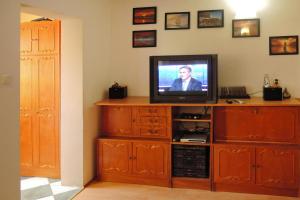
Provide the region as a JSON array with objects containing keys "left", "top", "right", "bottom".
[{"left": 21, "top": 177, "right": 82, "bottom": 200}]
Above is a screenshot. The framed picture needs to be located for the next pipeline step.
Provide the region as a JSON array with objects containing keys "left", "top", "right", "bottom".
[
  {"left": 133, "top": 7, "right": 157, "bottom": 25},
  {"left": 232, "top": 18, "right": 260, "bottom": 38},
  {"left": 269, "top": 36, "right": 299, "bottom": 55},
  {"left": 165, "top": 12, "right": 190, "bottom": 30},
  {"left": 198, "top": 10, "right": 224, "bottom": 28},
  {"left": 132, "top": 30, "right": 156, "bottom": 48}
]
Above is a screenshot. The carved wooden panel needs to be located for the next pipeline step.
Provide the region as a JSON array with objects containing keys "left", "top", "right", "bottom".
[
  {"left": 100, "top": 140, "right": 131, "bottom": 175},
  {"left": 20, "top": 24, "right": 33, "bottom": 54},
  {"left": 132, "top": 141, "right": 169, "bottom": 178},
  {"left": 256, "top": 147, "right": 299, "bottom": 189},
  {"left": 214, "top": 145, "right": 255, "bottom": 184}
]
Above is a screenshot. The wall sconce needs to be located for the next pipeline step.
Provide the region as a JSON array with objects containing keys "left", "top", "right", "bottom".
[{"left": 227, "top": 0, "right": 268, "bottom": 19}]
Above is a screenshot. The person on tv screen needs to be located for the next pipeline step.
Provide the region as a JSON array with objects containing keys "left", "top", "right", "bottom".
[{"left": 169, "top": 66, "right": 202, "bottom": 91}]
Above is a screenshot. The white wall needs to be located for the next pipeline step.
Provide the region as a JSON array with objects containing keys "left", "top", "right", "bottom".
[
  {"left": 0, "top": 1, "right": 20, "bottom": 200},
  {"left": 110, "top": 0, "right": 300, "bottom": 97}
]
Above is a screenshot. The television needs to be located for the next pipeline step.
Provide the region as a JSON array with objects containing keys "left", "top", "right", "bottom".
[{"left": 150, "top": 54, "right": 218, "bottom": 103}]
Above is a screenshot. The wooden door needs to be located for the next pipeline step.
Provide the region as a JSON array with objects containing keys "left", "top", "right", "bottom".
[
  {"left": 20, "top": 20, "right": 60, "bottom": 178},
  {"left": 99, "top": 140, "right": 131, "bottom": 175},
  {"left": 214, "top": 107, "right": 263, "bottom": 141},
  {"left": 132, "top": 141, "right": 169, "bottom": 178},
  {"left": 256, "top": 147, "right": 299, "bottom": 189},
  {"left": 214, "top": 145, "right": 255, "bottom": 185},
  {"left": 102, "top": 106, "right": 133, "bottom": 136},
  {"left": 260, "top": 107, "right": 299, "bottom": 143}
]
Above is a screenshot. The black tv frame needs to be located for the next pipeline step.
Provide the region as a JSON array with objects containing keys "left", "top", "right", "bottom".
[{"left": 150, "top": 54, "right": 218, "bottom": 103}]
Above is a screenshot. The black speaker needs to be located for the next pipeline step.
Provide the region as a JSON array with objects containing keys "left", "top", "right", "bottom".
[
  {"left": 109, "top": 86, "right": 127, "bottom": 99},
  {"left": 263, "top": 87, "right": 282, "bottom": 101}
]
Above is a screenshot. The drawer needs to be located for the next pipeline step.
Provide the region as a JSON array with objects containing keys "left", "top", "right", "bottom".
[
  {"left": 136, "top": 107, "right": 167, "bottom": 116},
  {"left": 139, "top": 117, "right": 167, "bottom": 126},
  {"left": 138, "top": 126, "right": 168, "bottom": 138}
]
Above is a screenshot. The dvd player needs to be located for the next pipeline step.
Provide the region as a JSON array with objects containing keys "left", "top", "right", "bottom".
[{"left": 180, "top": 134, "right": 208, "bottom": 143}]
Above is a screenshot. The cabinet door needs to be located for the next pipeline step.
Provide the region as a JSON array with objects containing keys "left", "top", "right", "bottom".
[
  {"left": 260, "top": 107, "right": 299, "bottom": 143},
  {"left": 102, "top": 106, "right": 133, "bottom": 136},
  {"left": 214, "top": 145, "right": 255, "bottom": 185},
  {"left": 214, "top": 107, "right": 263, "bottom": 141},
  {"left": 256, "top": 147, "right": 299, "bottom": 189},
  {"left": 132, "top": 141, "right": 169, "bottom": 178},
  {"left": 99, "top": 140, "right": 131, "bottom": 175}
]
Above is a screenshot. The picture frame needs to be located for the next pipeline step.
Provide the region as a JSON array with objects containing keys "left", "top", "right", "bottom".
[
  {"left": 132, "top": 30, "right": 157, "bottom": 48},
  {"left": 232, "top": 18, "right": 260, "bottom": 38},
  {"left": 198, "top": 10, "right": 224, "bottom": 28},
  {"left": 269, "top": 35, "right": 299, "bottom": 55},
  {"left": 133, "top": 7, "right": 157, "bottom": 25},
  {"left": 165, "top": 12, "right": 190, "bottom": 30}
]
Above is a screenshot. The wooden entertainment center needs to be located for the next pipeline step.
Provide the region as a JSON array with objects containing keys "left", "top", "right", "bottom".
[{"left": 95, "top": 97, "right": 300, "bottom": 197}]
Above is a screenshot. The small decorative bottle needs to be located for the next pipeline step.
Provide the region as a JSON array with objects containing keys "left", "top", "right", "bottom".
[{"left": 263, "top": 74, "right": 270, "bottom": 88}]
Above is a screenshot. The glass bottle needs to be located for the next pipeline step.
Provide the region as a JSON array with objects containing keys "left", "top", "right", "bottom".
[{"left": 263, "top": 74, "right": 270, "bottom": 88}]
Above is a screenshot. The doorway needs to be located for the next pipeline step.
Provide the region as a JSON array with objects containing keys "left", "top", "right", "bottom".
[{"left": 20, "top": 6, "right": 84, "bottom": 187}]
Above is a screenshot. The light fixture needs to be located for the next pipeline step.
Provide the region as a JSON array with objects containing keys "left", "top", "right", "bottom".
[{"left": 227, "top": 0, "right": 268, "bottom": 19}]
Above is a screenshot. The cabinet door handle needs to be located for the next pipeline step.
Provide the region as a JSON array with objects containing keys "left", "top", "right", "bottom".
[
  {"left": 251, "top": 164, "right": 256, "bottom": 168},
  {"left": 129, "top": 156, "right": 132, "bottom": 160}
]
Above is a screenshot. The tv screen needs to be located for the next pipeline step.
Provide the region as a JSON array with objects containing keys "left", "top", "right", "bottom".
[
  {"left": 158, "top": 60, "right": 208, "bottom": 94},
  {"left": 150, "top": 55, "right": 217, "bottom": 103}
]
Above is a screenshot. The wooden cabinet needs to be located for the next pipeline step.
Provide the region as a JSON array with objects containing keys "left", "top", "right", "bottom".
[
  {"left": 98, "top": 139, "right": 170, "bottom": 182},
  {"left": 214, "top": 145, "right": 255, "bottom": 185},
  {"left": 101, "top": 106, "right": 171, "bottom": 139},
  {"left": 96, "top": 97, "right": 300, "bottom": 196},
  {"left": 102, "top": 106, "right": 133, "bottom": 136},
  {"left": 214, "top": 144, "right": 299, "bottom": 190},
  {"left": 214, "top": 107, "right": 300, "bottom": 143}
]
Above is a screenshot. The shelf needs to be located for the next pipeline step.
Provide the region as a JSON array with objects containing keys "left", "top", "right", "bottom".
[
  {"left": 172, "top": 141, "right": 210, "bottom": 146},
  {"left": 173, "top": 118, "right": 211, "bottom": 122}
]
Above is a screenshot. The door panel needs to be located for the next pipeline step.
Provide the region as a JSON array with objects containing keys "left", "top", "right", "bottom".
[
  {"left": 20, "top": 24, "right": 33, "bottom": 54},
  {"left": 102, "top": 106, "right": 133, "bottom": 136},
  {"left": 20, "top": 57, "right": 34, "bottom": 168},
  {"left": 214, "top": 145, "right": 255, "bottom": 185},
  {"left": 20, "top": 113, "right": 34, "bottom": 167},
  {"left": 260, "top": 107, "right": 298, "bottom": 143},
  {"left": 256, "top": 147, "right": 299, "bottom": 189},
  {"left": 38, "top": 113, "right": 56, "bottom": 168},
  {"left": 37, "top": 23, "right": 56, "bottom": 53},
  {"left": 100, "top": 140, "right": 131, "bottom": 175},
  {"left": 132, "top": 141, "right": 169, "bottom": 178},
  {"left": 214, "top": 107, "right": 263, "bottom": 141}
]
